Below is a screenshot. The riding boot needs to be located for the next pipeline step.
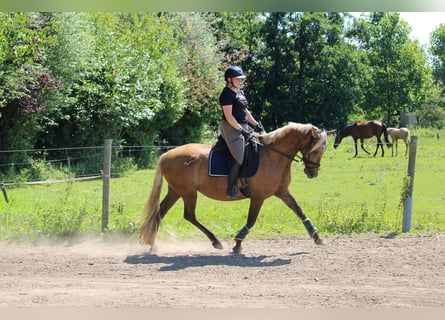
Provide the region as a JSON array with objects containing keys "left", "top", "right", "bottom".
[{"left": 226, "top": 161, "right": 241, "bottom": 199}]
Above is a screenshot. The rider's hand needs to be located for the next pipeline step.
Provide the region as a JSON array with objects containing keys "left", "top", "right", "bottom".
[
  {"left": 253, "top": 124, "right": 265, "bottom": 134},
  {"left": 240, "top": 128, "right": 252, "bottom": 139}
]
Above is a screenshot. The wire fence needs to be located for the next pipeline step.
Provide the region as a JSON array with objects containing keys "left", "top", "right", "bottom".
[{"left": 0, "top": 144, "right": 178, "bottom": 186}]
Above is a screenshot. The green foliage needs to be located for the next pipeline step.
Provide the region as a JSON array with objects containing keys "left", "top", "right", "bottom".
[
  {"left": 430, "top": 23, "right": 445, "bottom": 87},
  {"left": 111, "top": 157, "right": 138, "bottom": 176},
  {"left": 351, "top": 13, "right": 430, "bottom": 125},
  {"left": 16, "top": 159, "right": 72, "bottom": 182},
  {"left": 34, "top": 12, "right": 223, "bottom": 153},
  {"left": 416, "top": 104, "right": 445, "bottom": 129},
  {"left": 237, "top": 12, "right": 363, "bottom": 130},
  {"left": 0, "top": 158, "right": 73, "bottom": 183},
  {"left": 158, "top": 13, "right": 222, "bottom": 144},
  {"left": 43, "top": 13, "right": 185, "bottom": 149},
  {"left": 0, "top": 13, "right": 59, "bottom": 165}
]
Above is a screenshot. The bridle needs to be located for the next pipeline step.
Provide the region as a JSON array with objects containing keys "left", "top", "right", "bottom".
[
  {"left": 258, "top": 133, "right": 323, "bottom": 170},
  {"left": 266, "top": 145, "right": 320, "bottom": 169}
]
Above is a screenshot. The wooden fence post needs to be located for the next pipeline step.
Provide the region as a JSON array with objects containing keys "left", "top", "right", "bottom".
[
  {"left": 102, "top": 139, "right": 112, "bottom": 232},
  {"left": 402, "top": 136, "right": 418, "bottom": 232},
  {"left": 1, "top": 183, "right": 9, "bottom": 203}
]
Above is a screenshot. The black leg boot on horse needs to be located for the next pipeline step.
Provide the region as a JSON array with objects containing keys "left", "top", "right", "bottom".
[{"left": 226, "top": 159, "right": 241, "bottom": 199}]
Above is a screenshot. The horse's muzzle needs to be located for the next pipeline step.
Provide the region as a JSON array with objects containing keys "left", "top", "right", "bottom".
[
  {"left": 304, "top": 168, "right": 318, "bottom": 178},
  {"left": 302, "top": 157, "right": 320, "bottom": 178}
]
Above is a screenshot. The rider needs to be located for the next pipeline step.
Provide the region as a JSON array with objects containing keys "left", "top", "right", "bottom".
[{"left": 219, "top": 65, "right": 264, "bottom": 199}]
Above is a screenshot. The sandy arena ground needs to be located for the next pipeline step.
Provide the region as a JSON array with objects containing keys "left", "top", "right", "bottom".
[{"left": 0, "top": 234, "right": 444, "bottom": 308}]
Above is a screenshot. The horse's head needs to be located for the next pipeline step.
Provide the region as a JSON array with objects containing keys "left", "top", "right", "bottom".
[
  {"left": 301, "top": 127, "right": 328, "bottom": 179},
  {"left": 333, "top": 124, "right": 353, "bottom": 149},
  {"left": 333, "top": 127, "right": 347, "bottom": 149}
]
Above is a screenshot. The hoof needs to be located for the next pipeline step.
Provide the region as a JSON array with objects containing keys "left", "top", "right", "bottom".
[
  {"left": 312, "top": 233, "right": 324, "bottom": 245},
  {"left": 232, "top": 239, "right": 243, "bottom": 254},
  {"left": 149, "top": 244, "right": 158, "bottom": 254},
  {"left": 232, "top": 246, "right": 242, "bottom": 254},
  {"left": 212, "top": 241, "right": 223, "bottom": 250}
]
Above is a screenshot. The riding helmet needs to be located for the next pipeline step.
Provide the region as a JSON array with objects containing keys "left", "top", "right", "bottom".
[{"left": 224, "top": 66, "right": 246, "bottom": 80}]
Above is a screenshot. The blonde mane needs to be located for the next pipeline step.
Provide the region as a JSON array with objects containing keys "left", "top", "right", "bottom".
[{"left": 261, "top": 122, "right": 313, "bottom": 145}]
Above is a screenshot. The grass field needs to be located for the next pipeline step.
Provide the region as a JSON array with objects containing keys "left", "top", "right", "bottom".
[{"left": 0, "top": 128, "right": 444, "bottom": 241}]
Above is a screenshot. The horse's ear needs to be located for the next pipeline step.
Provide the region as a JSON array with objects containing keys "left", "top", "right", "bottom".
[
  {"left": 326, "top": 129, "right": 336, "bottom": 137},
  {"left": 311, "top": 127, "right": 320, "bottom": 138}
]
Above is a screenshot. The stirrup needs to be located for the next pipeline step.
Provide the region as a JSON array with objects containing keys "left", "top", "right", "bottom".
[
  {"left": 226, "top": 186, "right": 239, "bottom": 199},
  {"left": 239, "top": 183, "right": 250, "bottom": 197}
]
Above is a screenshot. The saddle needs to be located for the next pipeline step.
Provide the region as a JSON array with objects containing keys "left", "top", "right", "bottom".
[{"left": 208, "top": 134, "right": 260, "bottom": 178}]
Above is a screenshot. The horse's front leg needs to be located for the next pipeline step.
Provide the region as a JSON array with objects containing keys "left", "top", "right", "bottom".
[
  {"left": 353, "top": 139, "right": 359, "bottom": 157},
  {"left": 276, "top": 191, "right": 323, "bottom": 245},
  {"left": 233, "top": 198, "right": 264, "bottom": 254}
]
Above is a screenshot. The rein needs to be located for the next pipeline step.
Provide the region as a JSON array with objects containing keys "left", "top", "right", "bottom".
[
  {"left": 258, "top": 137, "right": 321, "bottom": 169},
  {"left": 207, "top": 130, "right": 322, "bottom": 169}
]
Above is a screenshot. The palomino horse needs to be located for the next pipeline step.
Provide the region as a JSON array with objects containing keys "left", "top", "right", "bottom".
[
  {"left": 139, "top": 123, "right": 328, "bottom": 254},
  {"left": 333, "top": 120, "right": 391, "bottom": 157},
  {"left": 387, "top": 127, "right": 411, "bottom": 156}
]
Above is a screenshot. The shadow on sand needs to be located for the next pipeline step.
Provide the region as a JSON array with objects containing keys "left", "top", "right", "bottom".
[{"left": 124, "top": 252, "right": 308, "bottom": 271}]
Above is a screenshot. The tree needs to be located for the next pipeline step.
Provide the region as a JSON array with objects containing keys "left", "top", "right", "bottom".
[
  {"left": 42, "top": 13, "right": 187, "bottom": 150},
  {"left": 430, "top": 23, "right": 445, "bottom": 88},
  {"left": 246, "top": 12, "right": 362, "bottom": 130},
  {"left": 0, "top": 12, "right": 59, "bottom": 168},
  {"left": 41, "top": 12, "right": 222, "bottom": 153},
  {"left": 416, "top": 86, "right": 445, "bottom": 128},
  {"left": 351, "top": 12, "right": 429, "bottom": 125},
  {"left": 158, "top": 13, "right": 222, "bottom": 145},
  {"left": 292, "top": 12, "right": 362, "bottom": 128}
]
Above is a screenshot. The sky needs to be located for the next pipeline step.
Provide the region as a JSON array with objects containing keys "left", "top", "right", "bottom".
[{"left": 399, "top": 12, "right": 445, "bottom": 46}]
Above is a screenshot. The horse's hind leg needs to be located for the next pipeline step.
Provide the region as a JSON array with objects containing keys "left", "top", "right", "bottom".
[
  {"left": 374, "top": 137, "right": 384, "bottom": 157},
  {"left": 160, "top": 187, "right": 180, "bottom": 219},
  {"left": 182, "top": 193, "right": 223, "bottom": 250},
  {"left": 149, "top": 188, "right": 180, "bottom": 253}
]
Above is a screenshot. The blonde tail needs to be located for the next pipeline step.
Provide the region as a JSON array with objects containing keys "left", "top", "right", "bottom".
[{"left": 139, "top": 161, "right": 163, "bottom": 245}]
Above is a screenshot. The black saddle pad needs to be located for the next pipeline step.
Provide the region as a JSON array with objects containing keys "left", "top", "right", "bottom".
[{"left": 208, "top": 136, "right": 259, "bottom": 177}]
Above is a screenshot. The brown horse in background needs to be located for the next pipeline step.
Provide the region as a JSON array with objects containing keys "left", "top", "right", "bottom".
[
  {"left": 139, "top": 123, "right": 328, "bottom": 254},
  {"left": 387, "top": 127, "right": 411, "bottom": 156},
  {"left": 333, "top": 120, "right": 391, "bottom": 157}
]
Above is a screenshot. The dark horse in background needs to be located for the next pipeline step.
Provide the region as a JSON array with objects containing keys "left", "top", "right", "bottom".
[
  {"left": 333, "top": 120, "right": 391, "bottom": 157},
  {"left": 139, "top": 123, "right": 328, "bottom": 254}
]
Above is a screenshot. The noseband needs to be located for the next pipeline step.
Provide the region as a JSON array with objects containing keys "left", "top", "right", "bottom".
[{"left": 300, "top": 155, "right": 321, "bottom": 169}]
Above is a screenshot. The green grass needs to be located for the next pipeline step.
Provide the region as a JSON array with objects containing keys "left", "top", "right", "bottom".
[{"left": 0, "top": 128, "right": 444, "bottom": 242}]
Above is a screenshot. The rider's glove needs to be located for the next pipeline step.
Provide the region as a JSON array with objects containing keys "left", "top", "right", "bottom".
[
  {"left": 240, "top": 128, "right": 251, "bottom": 139},
  {"left": 253, "top": 124, "right": 265, "bottom": 134}
]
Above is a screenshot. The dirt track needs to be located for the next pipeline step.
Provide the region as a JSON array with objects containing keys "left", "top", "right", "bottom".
[{"left": 0, "top": 234, "right": 444, "bottom": 308}]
